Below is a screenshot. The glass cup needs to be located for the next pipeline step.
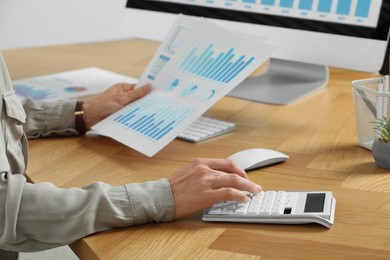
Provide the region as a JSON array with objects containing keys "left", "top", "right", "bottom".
[{"left": 352, "top": 75, "right": 390, "bottom": 150}]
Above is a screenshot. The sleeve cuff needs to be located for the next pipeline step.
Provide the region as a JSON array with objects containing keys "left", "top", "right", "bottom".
[
  {"left": 125, "top": 178, "right": 174, "bottom": 224},
  {"left": 22, "top": 98, "right": 78, "bottom": 138}
]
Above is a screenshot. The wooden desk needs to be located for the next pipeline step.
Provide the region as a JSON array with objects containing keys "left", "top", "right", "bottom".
[{"left": 3, "top": 40, "right": 390, "bottom": 259}]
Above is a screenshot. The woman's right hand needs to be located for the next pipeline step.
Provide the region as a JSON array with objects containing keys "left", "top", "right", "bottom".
[{"left": 168, "top": 158, "right": 262, "bottom": 219}]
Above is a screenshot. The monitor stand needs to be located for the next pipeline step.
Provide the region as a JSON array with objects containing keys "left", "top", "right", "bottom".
[{"left": 228, "top": 58, "right": 329, "bottom": 105}]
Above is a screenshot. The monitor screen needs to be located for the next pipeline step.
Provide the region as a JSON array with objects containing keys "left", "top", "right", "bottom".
[{"left": 123, "top": 1, "right": 389, "bottom": 104}]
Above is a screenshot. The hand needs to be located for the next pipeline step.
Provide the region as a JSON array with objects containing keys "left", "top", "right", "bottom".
[
  {"left": 82, "top": 83, "right": 152, "bottom": 130},
  {"left": 168, "top": 158, "right": 262, "bottom": 219}
]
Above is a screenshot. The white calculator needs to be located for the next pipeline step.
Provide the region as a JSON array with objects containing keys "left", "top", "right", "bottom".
[{"left": 202, "top": 191, "right": 336, "bottom": 228}]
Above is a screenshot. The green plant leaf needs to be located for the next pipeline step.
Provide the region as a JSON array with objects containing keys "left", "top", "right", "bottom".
[{"left": 373, "top": 117, "right": 390, "bottom": 143}]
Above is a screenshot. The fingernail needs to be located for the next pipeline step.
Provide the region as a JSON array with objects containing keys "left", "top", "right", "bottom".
[{"left": 256, "top": 185, "right": 262, "bottom": 192}]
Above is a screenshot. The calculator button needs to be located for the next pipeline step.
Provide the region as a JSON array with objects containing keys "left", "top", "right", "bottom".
[
  {"left": 272, "top": 191, "right": 285, "bottom": 215},
  {"left": 235, "top": 202, "right": 249, "bottom": 214},
  {"left": 208, "top": 207, "right": 222, "bottom": 215},
  {"left": 247, "top": 192, "right": 264, "bottom": 214},
  {"left": 222, "top": 205, "right": 235, "bottom": 214},
  {"left": 208, "top": 191, "right": 291, "bottom": 216},
  {"left": 284, "top": 192, "right": 298, "bottom": 208}
]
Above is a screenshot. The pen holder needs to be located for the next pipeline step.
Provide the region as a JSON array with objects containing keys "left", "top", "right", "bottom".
[{"left": 352, "top": 75, "right": 390, "bottom": 150}]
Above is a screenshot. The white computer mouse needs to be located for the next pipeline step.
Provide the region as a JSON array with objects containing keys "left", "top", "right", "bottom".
[{"left": 228, "top": 148, "right": 289, "bottom": 171}]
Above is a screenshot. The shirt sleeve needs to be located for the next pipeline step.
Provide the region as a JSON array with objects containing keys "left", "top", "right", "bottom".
[
  {"left": 0, "top": 173, "right": 174, "bottom": 252},
  {"left": 21, "top": 98, "right": 79, "bottom": 138},
  {"left": 0, "top": 98, "right": 175, "bottom": 252}
]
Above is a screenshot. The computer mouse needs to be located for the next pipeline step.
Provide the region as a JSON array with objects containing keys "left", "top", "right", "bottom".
[{"left": 227, "top": 148, "right": 289, "bottom": 171}]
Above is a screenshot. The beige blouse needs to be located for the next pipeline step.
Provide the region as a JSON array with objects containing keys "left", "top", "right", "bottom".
[{"left": 0, "top": 53, "right": 174, "bottom": 253}]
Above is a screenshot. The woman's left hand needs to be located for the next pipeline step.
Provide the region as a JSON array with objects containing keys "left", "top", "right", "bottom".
[{"left": 82, "top": 83, "right": 152, "bottom": 130}]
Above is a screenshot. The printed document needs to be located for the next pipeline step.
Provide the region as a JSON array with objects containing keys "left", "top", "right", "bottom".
[
  {"left": 92, "top": 15, "right": 275, "bottom": 157},
  {"left": 13, "top": 67, "right": 137, "bottom": 101}
]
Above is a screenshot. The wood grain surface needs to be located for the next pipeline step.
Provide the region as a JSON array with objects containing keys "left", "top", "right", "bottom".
[{"left": 3, "top": 39, "right": 390, "bottom": 260}]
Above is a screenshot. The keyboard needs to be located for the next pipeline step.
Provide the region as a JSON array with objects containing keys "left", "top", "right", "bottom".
[
  {"left": 202, "top": 191, "right": 336, "bottom": 228},
  {"left": 177, "top": 116, "right": 236, "bottom": 142}
]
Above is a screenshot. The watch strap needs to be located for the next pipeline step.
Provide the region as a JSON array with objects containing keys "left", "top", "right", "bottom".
[{"left": 75, "top": 101, "right": 86, "bottom": 135}]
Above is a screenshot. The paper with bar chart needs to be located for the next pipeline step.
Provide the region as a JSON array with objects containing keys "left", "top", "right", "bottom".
[
  {"left": 13, "top": 67, "right": 137, "bottom": 101},
  {"left": 155, "top": 0, "right": 382, "bottom": 27},
  {"left": 92, "top": 15, "right": 275, "bottom": 157}
]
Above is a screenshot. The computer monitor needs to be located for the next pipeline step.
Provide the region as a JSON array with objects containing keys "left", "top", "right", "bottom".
[{"left": 122, "top": 1, "right": 389, "bottom": 105}]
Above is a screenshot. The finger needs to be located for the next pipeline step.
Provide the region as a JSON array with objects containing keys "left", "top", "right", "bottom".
[
  {"left": 131, "top": 83, "right": 153, "bottom": 97},
  {"left": 113, "top": 84, "right": 153, "bottom": 106},
  {"left": 209, "top": 188, "right": 251, "bottom": 203},
  {"left": 120, "top": 83, "right": 136, "bottom": 92},
  {"left": 126, "top": 83, "right": 152, "bottom": 101},
  {"left": 212, "top": 173, "right": 259, "bottom": 195},
  {"left": 201, "top": 158, "right": 248, "bottom": 179},
  {"left": 105, "top": 83, "right": 136, "bottom": 94}
]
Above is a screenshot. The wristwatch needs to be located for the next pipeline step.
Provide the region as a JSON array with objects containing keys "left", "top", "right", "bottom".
[{"left": 75, "top": 101, "right": 87, "bottom": 135}]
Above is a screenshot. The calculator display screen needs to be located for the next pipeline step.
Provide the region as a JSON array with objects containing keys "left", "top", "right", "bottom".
[{"left": 304, "top": 193, "right": 325, "bottom": 212}]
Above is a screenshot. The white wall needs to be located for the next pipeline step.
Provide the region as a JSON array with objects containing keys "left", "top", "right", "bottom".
[{"left": 0, "top": 0, "right": 129, "bottom": 50}]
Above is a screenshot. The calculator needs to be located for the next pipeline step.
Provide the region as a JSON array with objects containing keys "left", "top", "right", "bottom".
[{"left": 202, "top": 191, "right": 336, "bottom": 228}]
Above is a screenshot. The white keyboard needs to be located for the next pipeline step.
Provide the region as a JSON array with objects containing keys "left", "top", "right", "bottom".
[
  {"left": 177, "top": 116, "right": 236, "bottom": 142},
  {"left": 203, "top": 191, "right": 336, "bottom": 228}
]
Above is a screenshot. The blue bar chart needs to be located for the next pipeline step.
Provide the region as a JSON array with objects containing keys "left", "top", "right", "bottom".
[
  {"left": 336, "top": 0, "right": 353, "bottom": 16},
  {"left": 280, "top": 0, "right": 294, "bottom": 8},
  {"left": 92, "top": 14, "right": 273, "bottom": 156},
  {"left": 262, "top": 0, "right": 275, "bottom": 5},
  {"left": 147, "top": 55, "right": 170, "bottom": 80},
  {"left": 113, "top": 94, "right": 193, "bottom": 141},
  {"left": 354, "top": 0, "right": 371, "bottom": 18},
  {"left": 171, "top": 0, "right": 381, "bottom": 27},
  {"left": 317, "top": 0, "right": 332, "bottom": 13},
  {"left": 13, "top": 83, "right": 57, "bottom": 100},
  {"left": 243, "top": 0, "right": 375, "bottom": 18},
  {"left": 299, "top": 0, "right": 313, "bottom": 11},
  {"left": 179, "top": 44, "right": 255, "bottom": 83}
]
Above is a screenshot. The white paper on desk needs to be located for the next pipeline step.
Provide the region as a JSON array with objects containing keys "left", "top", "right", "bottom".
[
  {"left": 92, "top": 15, "right": 275, "bottom": 157},
  {"left": 13, "top": 67, "right": 137, "bottom": 101}
]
